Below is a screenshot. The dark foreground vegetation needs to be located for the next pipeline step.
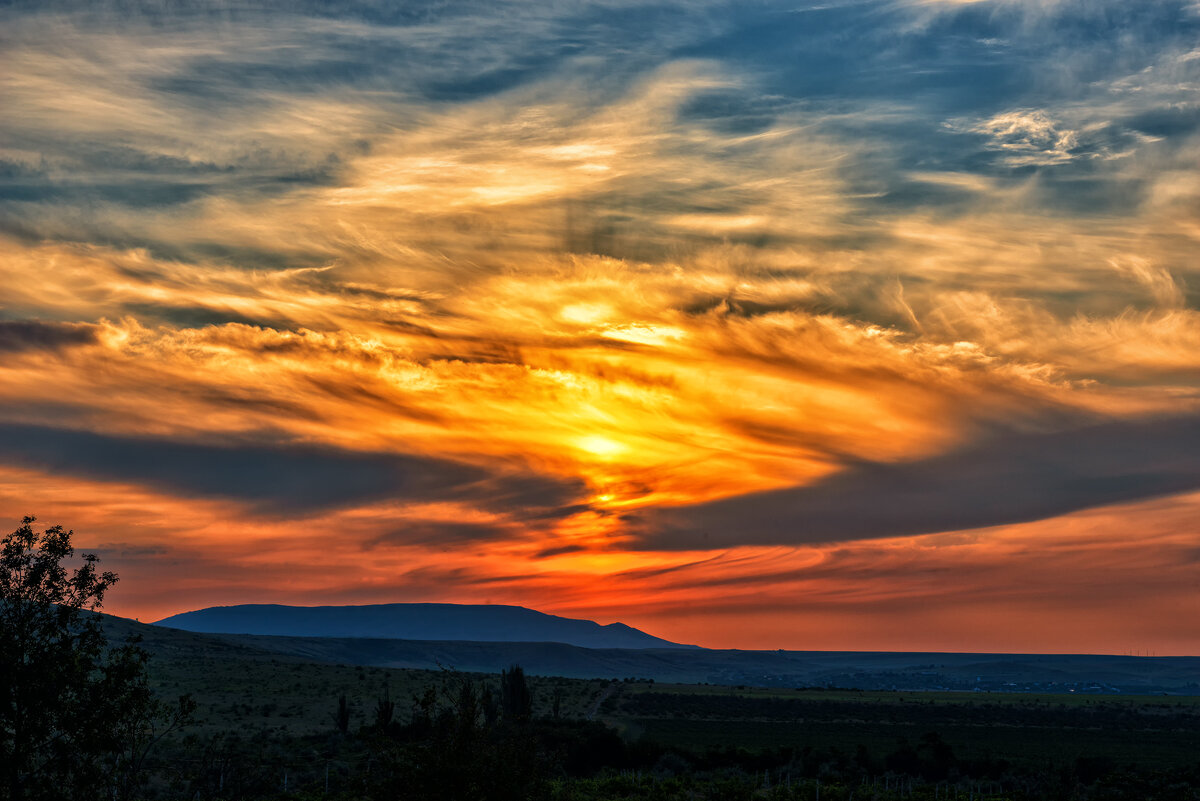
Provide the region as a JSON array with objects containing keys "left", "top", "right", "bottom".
[
  {"left": 4, "top": 518, "right": 1200, "bottom": 801},
  {"left": 153, "top": 676, "right": 1200, "bottom": 801}
]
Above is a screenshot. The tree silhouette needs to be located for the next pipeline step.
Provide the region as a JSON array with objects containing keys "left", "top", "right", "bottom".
[
  {"left": 366, "top": 671, "right": 541, "bottom": 801},
  {"left": 375, "top": 682, "right": 395, "bottom": 731},
  {"left": 102, "top": 638, "right": 195, "bottom": 801},
  {"left": 332, "top": 694, "right": 351, "bottom": 734},
  {"left": 500, "top": 664, "right": 532, "bottom": 723},
  {"left": 0, "top": 516, "right": 190, "bottom": 801},
  {"left": 551, "top": 684, "right": 563, "bottom": 720}
]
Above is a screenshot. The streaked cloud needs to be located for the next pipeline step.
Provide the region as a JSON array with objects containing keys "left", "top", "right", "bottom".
[
  {"left": 0, "top": 320, "right": 98, "bottom": 352},
  {"left": 1, "top": 0, "right": 1199, "bottom": 651},
  {"left": 633, "top": 413, "right": 1200, "bottom": 548},
  {"left": 0, "top": 422, "right": 584, "bottom": 517}
]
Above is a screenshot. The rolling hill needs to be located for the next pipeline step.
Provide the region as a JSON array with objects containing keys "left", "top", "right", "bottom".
[
  {"left": 153, "top": 602, "right": 698, "bottom": 650},
  {"left": 131, "top": 610, "right": 1200, "bottom": 694}
]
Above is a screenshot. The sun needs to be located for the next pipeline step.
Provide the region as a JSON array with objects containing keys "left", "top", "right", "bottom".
[{"left": 575, "top": 435, "right": 627, "bottom": 459}]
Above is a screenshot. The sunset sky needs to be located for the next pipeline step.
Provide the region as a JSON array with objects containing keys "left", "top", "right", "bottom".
[{"left": 2, "top": 0, "right": 1199, "bottom": 653}]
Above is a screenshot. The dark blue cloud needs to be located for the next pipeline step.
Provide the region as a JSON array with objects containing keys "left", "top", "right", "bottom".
[
  {"left": 632, "top": 414, "right": 1200, "bottom": 548},
  {"left": 0, "top": 423, "right": 585, "bottom": 517}
]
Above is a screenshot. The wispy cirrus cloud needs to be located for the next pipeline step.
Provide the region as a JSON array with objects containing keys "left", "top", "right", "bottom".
[{"left": 2, "top": 0, "right": 1200, "bottom": 650}]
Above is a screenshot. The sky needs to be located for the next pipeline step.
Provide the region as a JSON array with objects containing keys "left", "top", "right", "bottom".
[{"left": 2, "top": 0, "right": 1199, "bottom": 654}]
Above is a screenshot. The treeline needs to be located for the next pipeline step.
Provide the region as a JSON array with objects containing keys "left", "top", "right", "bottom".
[
  {"left": 619, "top": 692, "right": 1200, "bottom": 731},
  {"left": 168, "top": 666, "right": 637, "bottom": 799}
]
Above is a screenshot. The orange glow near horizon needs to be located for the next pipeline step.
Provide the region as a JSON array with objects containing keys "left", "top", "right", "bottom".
[
  {"left": 1, "top": 0, "right": 1199, "bottom": 654},
  {"left": 4, "top": 460, "right": 1198, "bottom": 655}
]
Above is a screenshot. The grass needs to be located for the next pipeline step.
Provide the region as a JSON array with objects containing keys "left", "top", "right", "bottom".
[
  {"left": 146, "top": 650, "right": 612, "bottom": 738},
  {"left": 599, "top": 684, "right": 1200, "bottom": 772},
  {"left": 627, "top": 717, "right": 1200, "bottom": 769},
  {"left": 623, "top": 682, "right": 1200, "bottom": 708},
  {"left": 121, "top": 618, "right": 1200, "bottom": 789}
]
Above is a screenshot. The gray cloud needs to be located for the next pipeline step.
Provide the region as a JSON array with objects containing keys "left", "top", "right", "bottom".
[
  {"left": 366, "top": 521, "right": 517, "bottom": 548},
  {"left": 4, "top": 0, "right": 1200, "bottom": 554},
  {"left": 0, "top": 320, "right": 98, "bottom": 352},
  {"left": 0, "top": 423, "right": 585, "bottom": 517},
  {"left": 632, "top": 414, "right": 1200, "bottom": 549}
]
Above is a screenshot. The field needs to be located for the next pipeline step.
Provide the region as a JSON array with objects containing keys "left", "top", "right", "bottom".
[
  {"left": 144, "top": 645, "right": 610, "bottom": 739},
  {"left": 102, "top": 617, "right": 1200, "bottom": 799},
  {"left": 598, "top": 683, "right": 1200, "bottom": 769}
]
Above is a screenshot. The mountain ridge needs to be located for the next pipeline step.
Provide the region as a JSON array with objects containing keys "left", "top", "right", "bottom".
[
  {"left": 153, "top": 602, "right": 700, "bottom": 650},
  {"left": 122, "top": 613, "right": 1200, "bottom": 693}
]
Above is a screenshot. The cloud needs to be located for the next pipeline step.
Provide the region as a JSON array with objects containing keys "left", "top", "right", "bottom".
[
  {"left": 0, "top": 320, "right": 97, "bottom": 352},
  {"left": 365, "top": 520, "right": 519, "bottom": 548},
  {"left": 959, "top": 109, "right": 1081, "bottom": 166},
  {"left": 633, "top": 413, "right": 1200, "bottom": 548},
  {"left": 1107, "top": 256, "right": 1185, "bottom": 309},
  {"left": 0, "top": 422, "right": 584, "bottom": 517},
  {"left": 1, "top": 0, "right": 1200, "bottom": 652}
]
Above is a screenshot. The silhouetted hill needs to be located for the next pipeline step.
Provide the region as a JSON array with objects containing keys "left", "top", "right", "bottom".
[
  {"left": 197, "top": 635, "right": 1200, "bottom": 693},
  {"left": 102, "top": 612, "right": 1200, "bottom": 693},
  {"left": 153, "top": 603, "right": 698, "bottom": 650}
]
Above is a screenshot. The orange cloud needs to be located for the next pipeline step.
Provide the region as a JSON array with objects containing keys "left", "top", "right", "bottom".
[{"left": 2, "top": 0, "right": 1200, "bottom": 653}]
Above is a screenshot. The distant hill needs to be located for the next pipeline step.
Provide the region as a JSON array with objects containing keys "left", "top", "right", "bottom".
[
  {"left": 201, "top": 635, "right": 1200, "bottom": 693},
  {"left": 103, "top": 612, "right": 1199, "bottom": 693},
  {"left": 153, "top": 603, "right": 699, "bottom": 650}
]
